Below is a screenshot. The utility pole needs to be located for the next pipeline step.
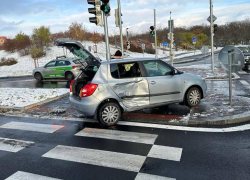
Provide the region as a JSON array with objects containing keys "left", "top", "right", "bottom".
[
  {"left": 170, "top": 11, "right": 173, "bottom": 66},
  {"left": 103, "top": 12, "right": 110, "bottom": 61},
  {"left": 154, "top": 9, "right": 158, "bottom": 58},
  {"left": 117, "top": 0, "right": 124, "bottom": 59},
  {"left": 210, "top": 0, "right": 214, "bottom": 72}
]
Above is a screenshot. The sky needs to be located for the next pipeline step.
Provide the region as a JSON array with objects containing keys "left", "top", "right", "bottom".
[{"left": 0, "top": 0, "right": 249, "bottom": 38}]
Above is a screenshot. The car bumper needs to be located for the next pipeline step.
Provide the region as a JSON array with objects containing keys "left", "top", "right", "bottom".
[{"left": 69, "top": 95, "right": 100, "bottom": 116}]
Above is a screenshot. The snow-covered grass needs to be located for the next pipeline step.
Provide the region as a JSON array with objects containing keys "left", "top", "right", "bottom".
[
  {"left": 0, "top": 88, "right": 68, "bottom": 107},
  {"left": 0, "top": 40, "right": 221, "bottom": 78}
]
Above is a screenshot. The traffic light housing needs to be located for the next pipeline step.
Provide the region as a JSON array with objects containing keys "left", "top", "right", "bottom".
[
  {"left": 150, "top": 26, "right": 155, "bottom": 35},
  {"left": 213, "top": 24, "right": 218, "bottom": 33},
  {"left": 101, "top": 0, "right": 110, "bottom": 16},
  {"left": 87, "top": 0, "right": 103, "bottom": 26}
]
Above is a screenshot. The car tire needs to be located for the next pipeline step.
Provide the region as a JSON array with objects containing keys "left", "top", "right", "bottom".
[
  {"left": 65, "top": 72, "right": 74, "bottom": 81},
  {"left": 34, "top": 72, "right": 43, "bottom": 81},
  {"left": 98, "top": 102, "right": 121, "bottom": 127},
  {"left": 186, "top": 87, "right": 201, "bottom": 107}
]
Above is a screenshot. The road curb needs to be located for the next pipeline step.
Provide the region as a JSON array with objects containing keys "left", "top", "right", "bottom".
[
  {"left": 188, "top": 111, "right": 250, "bottom": 126},
  {"left": 0, "top": 75, "right": 33, "bottom": 79},
  {"left": 0, "top": 93, "right": 69, "bottom": 113}
]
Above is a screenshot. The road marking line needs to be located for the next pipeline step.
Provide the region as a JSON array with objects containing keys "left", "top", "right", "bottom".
[
  {"left": 240, "top": 80, "right": 250, "bottom": 86},
  {"left": 238, "top": 71, "right": 248, "bottom": 74},
  {"left": 148, "top": 145, "right": 182, "bottom": 162},
  {"left": 75, "top": 128, "right": 158, "bottom": 145},
  {"left": 135, "top": 173, "right": 175, "bottom": 180},
  {"left": 0, "top": 137, "right": 34, "bottom": 153},
  {"left": 0, "top": 122, "right": 63, "bottom": 133},
  {"left": 42, "top": 145, "right": 146, "bottom": 172},
  {"left": 5, "top": 171, "right": 61, "bottom": 180}
]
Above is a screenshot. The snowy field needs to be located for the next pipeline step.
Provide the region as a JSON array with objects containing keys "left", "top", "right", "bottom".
[
  {"left": 0, "top": 88, "right": 68, "bottom": 107},
  {"left": 0, "top": 40, "right": 212, "bottom": 78}
]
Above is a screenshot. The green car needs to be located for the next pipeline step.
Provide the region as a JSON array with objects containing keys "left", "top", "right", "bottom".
[{"left": 32, "top": 56, "right": 84, "bottom": 81}]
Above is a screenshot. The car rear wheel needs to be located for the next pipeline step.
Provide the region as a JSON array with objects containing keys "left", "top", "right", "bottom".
[
  {"left": 98, "top": 102, "right": 121, "bottom": 126},
  {"left": 186, "top": 87, "right": 201, "bottom": 107},
  {"left": 34, "top": 72, "right": 43, "bottom": 81},
  {"left": 65, "top": 72, "right": 74, "bottom": 81}
]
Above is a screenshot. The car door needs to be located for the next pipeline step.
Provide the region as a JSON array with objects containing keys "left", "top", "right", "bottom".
[
  {"left": 108, "top": 62, "right": 150, "bottom": 109},
  {"left": 43, "top": 60, "right": 57, "bottom": 78},
  {"left": 142, "top": 60, "right": 183, "bottom": 105},
  {"left": 54, "top": 60, "right": 69, "bottom": 77}
]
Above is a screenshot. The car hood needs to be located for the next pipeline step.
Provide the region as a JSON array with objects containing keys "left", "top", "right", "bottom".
[
  {"left": 180, "top": 73, "right": 203, "bottom": 80},
  {"left": 54, "top": 38, "right": 100, "bottom": 66}
]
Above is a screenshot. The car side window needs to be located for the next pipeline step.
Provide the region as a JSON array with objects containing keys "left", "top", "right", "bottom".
[
  {"left": 56, "top": 60, "right": 67, "bottom": 66},
  {"left": 110, "top": 62, "right": 141, "bottom": 79},
  {"left": 143, "top": 60, "right": 172, "bottom": 76},
  {"left": 45, "top": 61, "right": 56, "bottom": 67}
]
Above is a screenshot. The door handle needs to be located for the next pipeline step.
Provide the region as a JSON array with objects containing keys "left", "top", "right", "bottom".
[{"left": 151, "top": 81, "right": 156, "bottom": 85}]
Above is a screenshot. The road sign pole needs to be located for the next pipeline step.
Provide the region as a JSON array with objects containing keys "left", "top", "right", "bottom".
[
  {"left": 170, "top": 12, "right": 173, "bottom": 66},
  {"left": 210, "top": 0, "right": 214, "bottom": 72},
  {"left": 103, "top": 12, "right": 110, "bottom": 61},
  {"left": 117, "top": 0, "right": 124, "bottom": 59},
  {"left": 228, "top": 50, "right": 233, "bottom": 106},
  {"left": 126, "top": 28, "right": 129, "bottom": 52},
  {"left": 154, "top": 9, "right": 158, "bottom": 58}
]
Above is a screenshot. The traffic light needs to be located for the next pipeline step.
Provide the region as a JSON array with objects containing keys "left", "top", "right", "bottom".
[
  {"left": 213, "top": 24, "right": 218, "bottom": 33},
  {"left": 167, "top": 32, "right": 174, "bottom": 41},
  {"left": 101, "top": 0, "right": 110, "bottom": 16},
  {"left": 87, "top": 0, "right": 103, "bottom": 26},
  {"left": 150, "top": 26, "right": 155, "bottom": 35}
]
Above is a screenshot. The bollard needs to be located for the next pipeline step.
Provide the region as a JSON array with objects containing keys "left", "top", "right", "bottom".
[{"left": 228, "top": 50, "right": 233, "bottom": 106}]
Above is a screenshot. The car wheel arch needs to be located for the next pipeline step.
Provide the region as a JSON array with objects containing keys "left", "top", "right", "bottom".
[{"left": 94, "top": 98, "right": 124, "bottom": 120}]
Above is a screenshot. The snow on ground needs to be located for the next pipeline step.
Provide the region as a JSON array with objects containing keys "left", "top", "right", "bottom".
[
  {"left": 0, "top": 40, "right": 221, "bottom": 78},
  {"left": 0, "top": 88, "right": 68, "bottom": 107},
  {"left": 178, "top": 64, "right": 228, "bottom": 79}
]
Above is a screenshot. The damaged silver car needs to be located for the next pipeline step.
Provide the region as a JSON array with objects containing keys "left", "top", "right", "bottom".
[{"left": 56, "top": 39, "right": 207, "bottom": 126}]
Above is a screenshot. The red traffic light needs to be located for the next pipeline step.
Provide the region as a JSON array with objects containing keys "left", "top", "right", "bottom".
[{"left": 150, "top": 26, "right": 154, "bottom": 31}]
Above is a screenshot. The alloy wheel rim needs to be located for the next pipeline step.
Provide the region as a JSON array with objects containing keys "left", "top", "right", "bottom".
[
  {"left": 189, "top": 90, "right": 200, "bottom": 105},
  {"left": 102, "top": 106, "right": 119, "bottom": 124}
]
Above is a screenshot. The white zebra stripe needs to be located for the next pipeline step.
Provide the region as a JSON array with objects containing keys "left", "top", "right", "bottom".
[
  {"left": 0, "top": 137, "right": 34, "bottom": 153},
  {"left": 0, "top": 122, "right": 63, "bottom": 133},
  {"left": 75, "top": 128, "right": 158, "bottom": 144},
  {"left": 135, "top": 173, "right": 176, "bottom": 180},
  {"left": 148, "top": 145, "right": 182, "bottom": 162},
  {"left": 42, "top": 145, "right": 146, "bottom": 172},
  {"left": 5, "top": 171, "right": 61, "bottom": 180}
]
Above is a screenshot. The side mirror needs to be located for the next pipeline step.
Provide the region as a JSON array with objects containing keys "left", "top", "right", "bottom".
[{"left": 171, "top": 69, "right": 178, "bottom": 75}]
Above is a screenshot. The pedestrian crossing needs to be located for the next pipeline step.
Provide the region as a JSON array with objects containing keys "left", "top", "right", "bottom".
[{"left": 0, "top": 117, "right": 181, "bottom": 180}]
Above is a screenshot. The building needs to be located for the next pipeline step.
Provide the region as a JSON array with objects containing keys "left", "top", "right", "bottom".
[{"left": 0, "top": 36, "right": 7, "bottom": 47}]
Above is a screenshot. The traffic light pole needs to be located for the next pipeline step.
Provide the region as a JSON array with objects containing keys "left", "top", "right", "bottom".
[
  {"left": 126, "top": 28, "right": 129, "bottom": 52},
  {"left": 117, "top": 0, "right": 124, "bottom": 59},
  {"left": 103, "top": 12, "right": 111, "bottom": 61},
  {"left": 210, "top": 0, "right": 214, "bottom": 72},
  {"left": 154, "top": 9, "right": 158, "bottom": 58},
  {"left": 170, "top": 12, "right": 173, "bottom": 66}
]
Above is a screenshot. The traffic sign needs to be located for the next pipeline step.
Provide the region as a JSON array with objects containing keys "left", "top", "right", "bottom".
[
  {"left": 207, "top": 15, "right": 217, "bottom": 23},
  {"left": 163, "top": 42, "right": 168, "bottom": 47},
  {"left": 192, "top": 37, "right": 197, "bottom": 42},
  {"left": 142, "top": 43, "right": 145, "bottom": 50}
]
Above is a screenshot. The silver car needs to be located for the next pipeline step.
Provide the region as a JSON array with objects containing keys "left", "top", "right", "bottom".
[
  {"left": 57, "top": 39, "right": 207, "bottom": 126},
  {"left": 33, "top": 56, "right": 84, "bottom": 81}
]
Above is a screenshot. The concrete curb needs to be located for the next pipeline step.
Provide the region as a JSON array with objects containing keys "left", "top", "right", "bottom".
[
  {"left": 0, "top": 75, "right": 33, "bottom": 79},
  {"left": 0, "top": 93, "right": 69, "bottom": 113},
  {"left": 188, "top": 111, "right": 250, "bottom": 126}
]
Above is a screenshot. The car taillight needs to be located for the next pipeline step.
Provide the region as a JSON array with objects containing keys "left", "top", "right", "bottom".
[
  {"left": 72, "top": 65, "right": 80, "bottom": 69},
  {"left": 70, "top": 79, "right": 75, "bottom": 92},
  {"left": 80, "top": 83, "right": 98, "bottom": 98}
]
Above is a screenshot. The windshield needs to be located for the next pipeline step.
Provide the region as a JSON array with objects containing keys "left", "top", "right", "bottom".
[{"left": 238, "top": 47, "right": 250, "bottom": 53}]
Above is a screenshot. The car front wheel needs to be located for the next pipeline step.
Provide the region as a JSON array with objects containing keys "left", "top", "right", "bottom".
[
  {"left": 34, "top": 72, "right": 43, "bottom": 81},
  {"left": 98, "top": 102, "right": 121, "bottom": 126},
  {"left": 186, "top": 87, "right": 201, "bottom": 107}
]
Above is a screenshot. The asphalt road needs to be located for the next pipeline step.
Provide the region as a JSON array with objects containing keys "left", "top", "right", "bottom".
[{"left": 0, "top": 115, "right": 250, "bottom": 180}]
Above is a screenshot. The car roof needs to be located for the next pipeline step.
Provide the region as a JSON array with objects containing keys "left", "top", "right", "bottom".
[{"left": 100, "top": 58, "right": 160, "bottom": 65}]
